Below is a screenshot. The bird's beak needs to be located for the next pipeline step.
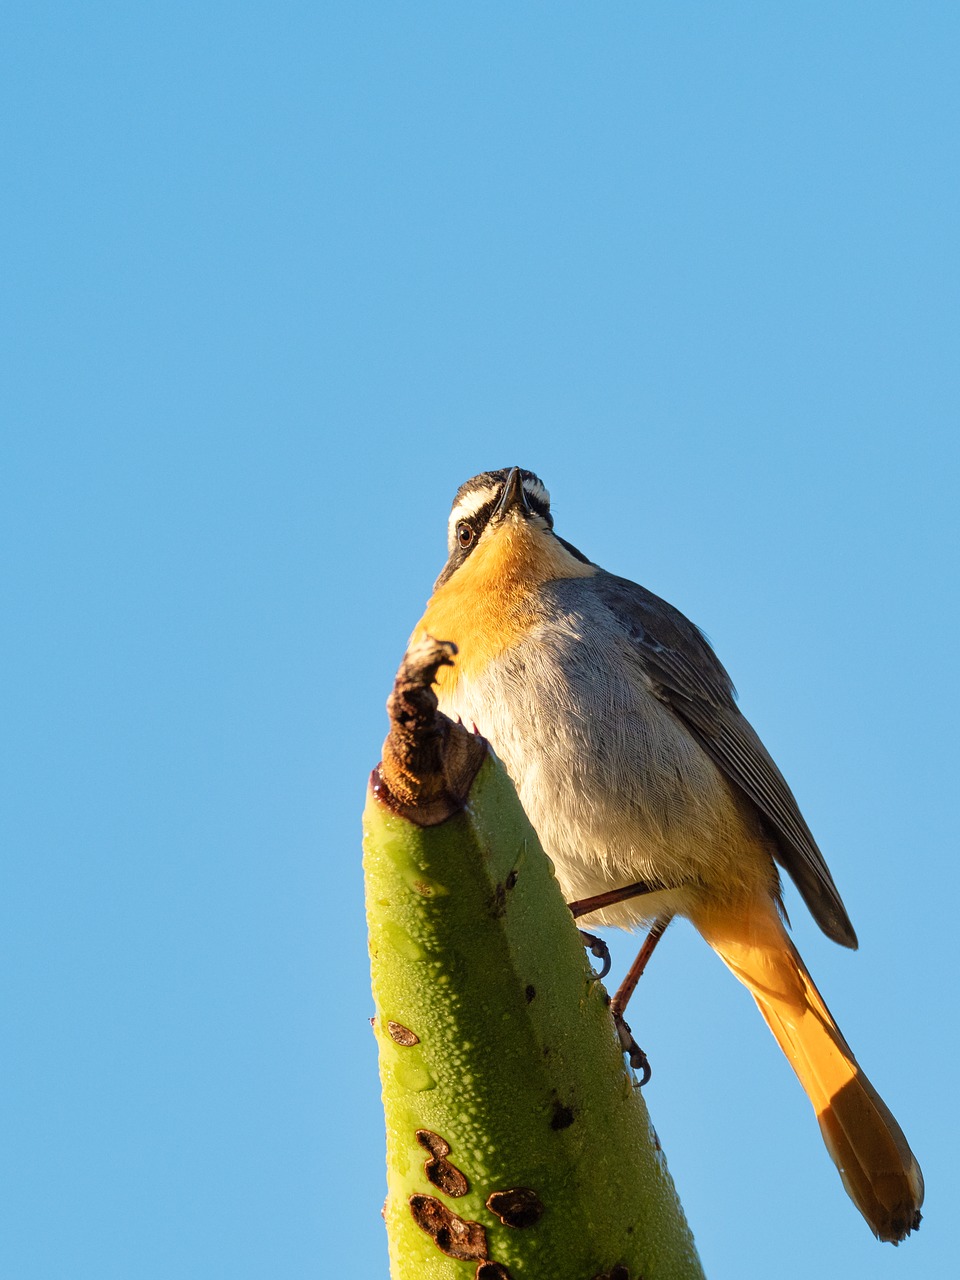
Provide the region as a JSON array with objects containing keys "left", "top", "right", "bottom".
[{"left": 493, "top": 468, "right": 530, "bottom": 520}]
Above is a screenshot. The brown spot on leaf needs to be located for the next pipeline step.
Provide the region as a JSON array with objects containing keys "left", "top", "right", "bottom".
[
  {"left": 550, "top": 1099, "right": 575, "bottom": 1130},
  {"left": 525, "top": 985, "right": 536, "bottom": 1003},
  {"left": 416, "top": 1129, "right": 470, "bottom": 1198},
  {"left": 409, "top": 1194, "right": 488, "bottom": 1260},
  {"left": 485, "top": 1187, "right": 544, "bottom": 1229},
  {"left": 416, "top": 1129, "right": 450, "bottom": 1158},
  {"left": 387, "top": 1021, "right": 420, "bottom": 1047},
  {"left": 476, "top": 1264, "right": 513, "bottom": 1279},
  {"left": 490, "top": 868, "right": 519, "bottom": 917}
]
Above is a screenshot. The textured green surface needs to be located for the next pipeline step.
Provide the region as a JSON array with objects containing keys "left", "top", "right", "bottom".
[{"left": 363, "top": 752, "right": 705, "bottom": 1280}]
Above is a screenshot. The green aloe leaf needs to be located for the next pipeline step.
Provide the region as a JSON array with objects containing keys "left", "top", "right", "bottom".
[{"left": 363, "top": 637, "right": 705, "bottom": 1280}]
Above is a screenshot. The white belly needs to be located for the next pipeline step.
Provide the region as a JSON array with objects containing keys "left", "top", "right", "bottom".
[{"left": 438, "top": 617, "right": 774, "bottom": 930}]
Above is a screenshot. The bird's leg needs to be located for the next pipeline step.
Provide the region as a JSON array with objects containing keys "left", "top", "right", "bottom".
[
  {"left": 610, "top": 913, "right": 673, "bottom": 1019},
  {"left": 567, "top": 877, "right": 669, "bottom": 1085},
  {"left": 609, "top": 914, "right": 673, "bottom": 1085},
  {"left": 569, "top": 879, "right": 656, "bottom": 983},
  {"left": 567, "top": 877, "right": 656, "bottom": 919}
]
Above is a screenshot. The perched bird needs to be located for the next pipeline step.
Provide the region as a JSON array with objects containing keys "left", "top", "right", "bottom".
[{"left": 410, "top": 466, "right": 923, "bottom": 1244}]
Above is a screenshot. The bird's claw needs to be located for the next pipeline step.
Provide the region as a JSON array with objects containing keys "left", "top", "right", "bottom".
[
  {"left": 615, "top": 1013, "right": 651, "bottom": 1086},
  {"left": 578, "top": 929, "right": 611, "bottom": 979}
]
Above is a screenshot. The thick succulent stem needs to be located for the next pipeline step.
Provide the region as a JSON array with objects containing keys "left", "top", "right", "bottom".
[{"left": 363, "top": 636, "right": 705, "bottom": 1280}]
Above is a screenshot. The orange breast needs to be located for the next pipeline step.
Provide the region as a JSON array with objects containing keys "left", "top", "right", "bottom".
[{"left": 410, "top": 520, "right": 596, "bottom": 695}]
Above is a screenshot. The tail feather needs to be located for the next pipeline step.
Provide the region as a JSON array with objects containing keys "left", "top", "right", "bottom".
[{"left": 691, "top": 900, "right": 923, "bottom": 1243}]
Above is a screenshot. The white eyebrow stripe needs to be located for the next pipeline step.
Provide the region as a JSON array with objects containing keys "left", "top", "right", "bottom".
[{"left": 449, "top": 485, "right": 499, "bottom": 528}]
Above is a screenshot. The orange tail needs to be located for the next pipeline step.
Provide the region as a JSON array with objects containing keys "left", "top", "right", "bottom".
[{"left": 691, "top": 899, "right": 923, "bottom": 1243}]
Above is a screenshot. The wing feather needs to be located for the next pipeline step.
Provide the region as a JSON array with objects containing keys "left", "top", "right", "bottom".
[{"left": 593, "top": 572, "right": 857, "bottom": 948}]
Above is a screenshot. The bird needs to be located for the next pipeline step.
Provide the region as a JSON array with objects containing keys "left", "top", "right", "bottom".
[{"left": 409, "top": 465, "right": 923, "bottom": 1244}]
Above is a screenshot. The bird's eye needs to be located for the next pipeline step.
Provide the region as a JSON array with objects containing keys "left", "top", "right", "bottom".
[{"left": 456, "top": 521, "right": 474, "bottom": 549}]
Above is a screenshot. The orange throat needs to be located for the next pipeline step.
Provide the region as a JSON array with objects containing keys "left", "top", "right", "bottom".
[{"left": 411, "top": 519, "right": 596, "bottom": 696}]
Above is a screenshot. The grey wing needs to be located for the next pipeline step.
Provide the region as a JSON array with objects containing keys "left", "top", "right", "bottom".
[{"left": 593, "top": 572, "right": 857, "bottom": 948}]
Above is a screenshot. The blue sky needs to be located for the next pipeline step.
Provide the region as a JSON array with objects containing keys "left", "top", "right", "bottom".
[{"left": 2, "top": 4, "right": 957, "bottom": 1278}]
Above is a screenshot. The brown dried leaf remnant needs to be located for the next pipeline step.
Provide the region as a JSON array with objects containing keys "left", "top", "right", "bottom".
[{"left": 374, "top": 636, "right": 487, "bottom": 826}]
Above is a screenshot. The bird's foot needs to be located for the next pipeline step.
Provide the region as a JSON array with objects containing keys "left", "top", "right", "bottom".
[
  {"left": 614, "top": 1012, "right": 651, "bottom": 1086},
  {"left": 578, "top": 929, "right": 611, "bottom": 979}
]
